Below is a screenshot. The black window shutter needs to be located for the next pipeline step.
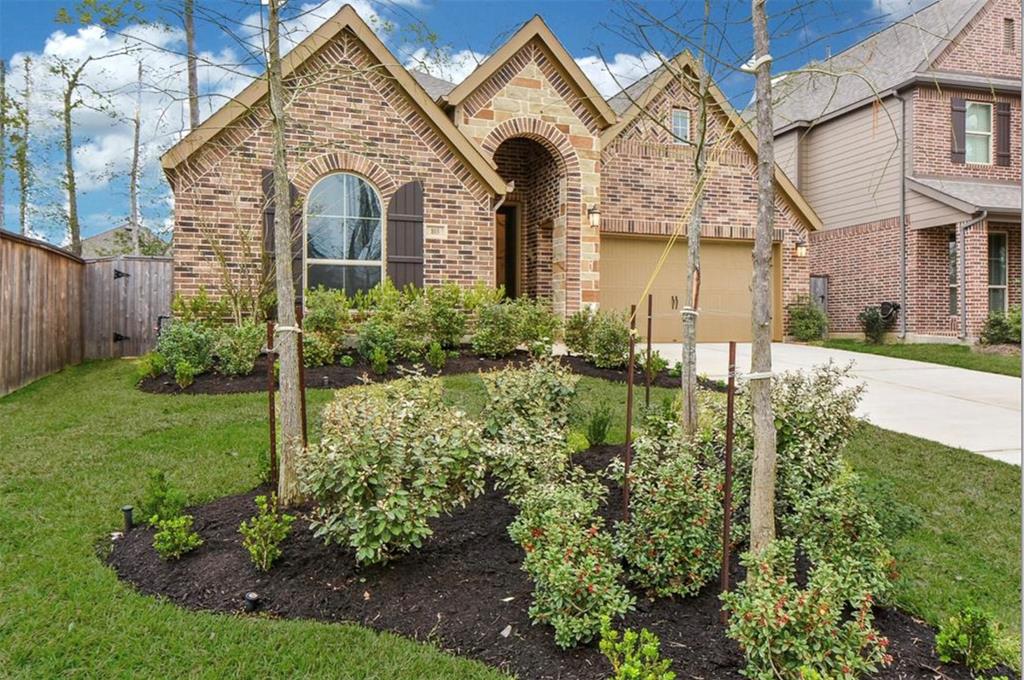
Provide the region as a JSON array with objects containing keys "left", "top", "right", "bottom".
[
  {"left": 260, "top": 168, "right": 304, "bottom": 301},
  {"left": 261, "top": 169, "right": 276, "bottom": 256},
  {"left": 950, "top": 98, "right": 966, "bottom": 164},
  {"left": 996, "top": 101, "right": 1011, "bottom": 167},
  {"left": 386, "top": 181, "right": 424, "bottom": 288}
]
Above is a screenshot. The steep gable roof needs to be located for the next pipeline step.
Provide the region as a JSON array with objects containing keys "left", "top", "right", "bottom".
[
  {"left": 440, "top": 15, "right": 617, "bottom": 128},
  {"left": 601, "top": 52, "right": 823, "bottom": 231},
  {"left": 160, "top": 5, "right": 506, "bottom": 195}
]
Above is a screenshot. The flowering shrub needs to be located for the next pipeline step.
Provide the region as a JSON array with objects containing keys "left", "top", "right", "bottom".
[
  {"left": 599, "top": 617, "right": 676, "bottom": 680},
  {"left": 152, "top": 515, "right": 203, "bottom": 560},
  {"left": 935, "top": 607, "right": 1002, "bottom": 671},
  {"left": 238, "top": 493, "right": 295, "bottom": 571},
  {"left": 157, "top": 320, "right": 215, "bottom": 374},
  {"left": 214, "top": 321, "right": 265, "bottom": 376},
  {"left": 298, "top": 374, "right": 486, "bottom": 565},
  {"left": 721, "top": 539, "right": 891, "bottom": 680},
  {"left": 508, "top": 474, "right": 634, "bottom": 648}
]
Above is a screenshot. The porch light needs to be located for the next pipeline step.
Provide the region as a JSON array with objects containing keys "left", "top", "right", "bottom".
[
  {"left": 794, "top": 238, "right": 808, "bottom": 258},
  {"left": 588, "top": 205, "right": 601, "bottom": 228}
]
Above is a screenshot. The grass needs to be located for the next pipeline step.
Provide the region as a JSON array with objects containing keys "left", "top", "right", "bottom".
[
  {"left": 820, "top": 338, "right": 1021, "bottom": 377},
  {"left": 0, "top": 360, "right": 1018, "bottom": 677}
]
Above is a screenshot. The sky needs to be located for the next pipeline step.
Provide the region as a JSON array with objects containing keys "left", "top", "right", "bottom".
[{"left": 0, "top": 0, "right": 935, "bottom": 246}]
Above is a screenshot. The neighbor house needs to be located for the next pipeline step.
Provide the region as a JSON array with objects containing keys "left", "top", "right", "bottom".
[
  {"left": 161, "top": 5, "right": 821, "bottom": 342},
  {"left": 772, "top": 0, "right": 1021, "bottom": 341}
]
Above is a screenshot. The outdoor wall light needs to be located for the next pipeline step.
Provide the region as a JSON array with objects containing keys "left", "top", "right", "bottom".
[
  {"left": 122, "top": 505, "right": 134, "bottom": 533},
  {"left": 244, "top": 592, "right": 260, "bottom": 612},
  {"left": 587, "top": 205, "right": 601, "bottom": 228},
  {"left": 794, "top": 238, "right": 808, "bottom": 258}
]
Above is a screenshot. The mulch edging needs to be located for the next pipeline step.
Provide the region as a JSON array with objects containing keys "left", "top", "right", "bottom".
[
  {"left": 106, "top": 445, "right": 1012, "bottom": 680},
  {"left": 137, "top": 351, "right": 727, "bottom": 395}
]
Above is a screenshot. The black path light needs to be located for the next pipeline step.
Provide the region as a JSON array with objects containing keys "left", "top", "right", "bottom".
[
  {"left": 243, "top": 592, "right": 260, "bottom": 612},
  {"left": 122, "top": 505, "right": 134, "bottom": 533}
]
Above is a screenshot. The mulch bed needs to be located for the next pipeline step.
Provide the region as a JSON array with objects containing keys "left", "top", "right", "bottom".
[
  {"left": 137, "top": 351, "right": 726, "bottom": 395},
  {"left": 107, "top": 445, "right": 1011, "bottom": 680}
]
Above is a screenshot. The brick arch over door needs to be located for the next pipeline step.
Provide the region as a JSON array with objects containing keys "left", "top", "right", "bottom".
[
  {"left": 291, "top": 150, "right": 398, "bottom": 200},
  {"left": 482, "top": 118, "right": 583, "bottom": 316}
]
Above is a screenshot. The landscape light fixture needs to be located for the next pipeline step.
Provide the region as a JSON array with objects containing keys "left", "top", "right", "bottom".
[
  {"left": 122, "top": 505, "right": 134, "bottom": 533},
  {"left": 795, "top": 238, "right": 808, "bottom": 258},
  {"left": 587, "top": 205, "right": 601, "bottom": 228},
  {"left": 244, "top": 592, "right": 260, "bottom": 612}
]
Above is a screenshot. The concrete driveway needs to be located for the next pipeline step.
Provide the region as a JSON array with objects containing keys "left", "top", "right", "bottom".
[{"left": 651, "top": 342, "right": 1022, "bottom": 466}]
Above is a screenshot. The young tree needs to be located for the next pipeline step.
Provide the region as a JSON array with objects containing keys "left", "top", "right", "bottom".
[
  {"left": 184, "top": 0, "right": 199, "bottom": 129},
  {"left": 0, "top": 59, "right": 7, "bottom": 232},
  {"left": 129, "top": 60, "right": 143, "bottom": 255},
  {"left": 13, "top": 56, "right": 32, "bottom": 235},
  {"left": 748, "top": 0, "right": 777, "bottom": 553}
]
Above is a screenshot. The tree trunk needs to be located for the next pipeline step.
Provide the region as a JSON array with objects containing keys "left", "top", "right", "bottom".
[
  {"left": 267, "top": 0, "right": 303, "bottom": 506},
  {"left": 129, "top": 61, "right": 142, "bottom": 255},
  {"left": 0, "top": 59, "right": 7, "bottom": 234},
  {"left": 749, "top": 0, "right": 777, "bottom": 554},
  {"left": 63, "top": 84, "right": 81, "bottom": 255},
  {"left": 17, "top": 56, "right": 30, "bottom": 236},
  {"left": 185, "top": 0, "right": 199, "bottom": 130}
]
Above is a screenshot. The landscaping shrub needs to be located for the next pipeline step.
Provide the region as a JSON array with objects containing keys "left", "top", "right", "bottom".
[
  {"left": 564, "top": 308, "right": 595, "bottom": 356},
  {"left": 788, "top": 297, "right": 828, "bottom": 341},
  {"left": 472, "top": 302, "right": 520, "bottom": 357},
  {"left": 599, "top": 617, "right": 676, "bottom": 680},
  {"left": 157, "top": 320, "right": 215, "bottom": 374},
  {"left": 213, "top": 320, "right": 264, "bottom": 376},
  {"left": 135, "top": 352, "right": 166, "bottom": 381},
  {"left": 138, "top": 470, "right": 187, "bottom": 525},
  {"left": 339, "top": 354, "right": 355, "bottom": 368},
  {"left": 462, "top": 282, "right": 505, "bottom": 329},
  {"left": 935, "top": 607, "right": 1002, "bottom": 672},
  {"left": 351, "top": 278, "right": 402, "bottom": 316},
  {"left": 370, "top": 347, "right": 389, "bottom": 375},
  {"left": 425, "top": 283, "right": 467, "bottom": 348},
  {"left": 304, "top": 286, "right": 352, "bottom": 353},
  {"left": 152, "top": 515, "right": 203, "bottom": 559},
  {"left": 393, "top": 294, "right": 433, "bottom": 361},
  {"left": 636, "top": 349, "right": 669, "bottom": 377},
  {"left": 981, "top": 306, "right": 1022, "bottom": 345},
  {"left": 588, "top": 310, "right": 631, "bottom": 368},
  {"left": 356, "top": 314, "right": 398, "bottom": 363},
  {"left": 426, "top": 341, "right": 447, "bottom": 370},
  {"left": 585, "top": 405, "right": 612, "bottom": 446},
  {"left": 174, "top": 361, "right": 197, "bottom": 388},
  {"left": 857, "top": 306, "right": 893, "bottom": 344},
  {"left": 508, "top": 474, "right": 634, "bottom": 648},
  {"left": 298, "top": 374, "right": 487, "bottom": 565},
  {"left": 238, "top": 493, "right": 295, "bottom": 572},
  {"left": 567, "top": 430, "right": 590, "bottom": 454},
  {"left": 511, "top": 297, "right": 561, "bottom": 350},
  {"left": 170, "top": 287, "right": 229, "bottom": 326},
  {"left": 302, "top": 331, "right": 336, "bottom": 368},
  {"left": 721, "top": 539, "right": 891, "bottom": 680}
]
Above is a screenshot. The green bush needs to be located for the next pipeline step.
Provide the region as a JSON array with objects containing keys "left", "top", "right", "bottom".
[
  {"left": 302, "top": 330, "right": 335, "bottom": 368},
  {"left": 721, "top": 539, "right": 891, "bottom": 680},
  {"left": 462, "top": 283, "right": 505, "bottom": 331},
  {"left": 565, "top": 308, "right": 595, "bottom": 356},
  {"left": 138, "top": 470, "right": 188, "bottom": 526},
  {"left": 170, "top": 287, "right": 229, "bottom": 326},
  {"left": 425, "top": 283, "right": 467, "bottom": 348},
  {"left": 935, "top": 608, "right": 1002, "bottom": 672},
  {"left": 567, "top": 430, "right": 590, "bottom": 453},
  {"left": 599, "top": 617, "right": 676, "bottom": 680},
  {"left": 788, "top": 297, "right": 828, "bottom": 341},
  {"left": 238, "top": 494, "right": 295, "bottom": 571},
  {"left": 135, "top": 352, "right": 166, "bottom": 381},
  {"left": 174, "top": 361, "right": 197, "bottom": 389},
  {"left": 511, "top": 297, "right": 561, "bottom": 347},
  {"left": 298, "top": 374, "right": 487, "bottom": 565},
  {"left": 588, "top": 310, "right": 631, "bottom": 368},
  {"left": 857, "top": 306, "right": 893, "bottom": 344},
  {"left": 157, "top": 320, "right": 215, "bottom": 374},
  {"left": 339, "top": 354, "right": 355, "bottom": 368},
  {"left": 213, "top": 321, "right": 264, "bottom": 376},
  {"left": 472, "top": 302, "right": 519, "bottom": 357},
  {"left": 152, "top": 515, "right": 203, "bottom": 559},
  {"left": 981, "top": 306, "right": 1022, "bottom": 345},
  {"left": 508, "top": 475, "right": 634, "bottom": 648},
  {"left": 304, "top": 286, "right": 352, "bottom": 353},
  {"left": 370, "top": 347, "right": 389, "bottom": 375},
  {"left": 426, "top": 341, "right": 447, "bottom": 370},
  {"left": 393, "top": 294, "right": 433, "bottom": 361},
  {"left": 636, "top": 349, "right": 668, "bottom": 376},
  {"left": 585, "top": 405, "right": 612, "bottom": 446},
  {"left": 356, "top": 315, "right": 398, "bottom": 363},
  {"left": 351, "top": 278, "right": 402, "bottom": 316}
]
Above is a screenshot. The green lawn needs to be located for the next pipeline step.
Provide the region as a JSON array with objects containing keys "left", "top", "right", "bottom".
[
  {"left": 0, "top": 360, "right": 1018, "bottom": 677},
  {"left": 820, "top": 338, "right": 1021, "bottom": 377}
]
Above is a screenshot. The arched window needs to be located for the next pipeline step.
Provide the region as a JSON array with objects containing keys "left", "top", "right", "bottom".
[{"left": 304, "top": 172, "right": 382, "bottom": 294}]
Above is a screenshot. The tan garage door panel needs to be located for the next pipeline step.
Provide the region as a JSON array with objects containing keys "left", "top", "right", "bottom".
[{"left": 600, "top": 236, "right": 781, "bottom": 343}]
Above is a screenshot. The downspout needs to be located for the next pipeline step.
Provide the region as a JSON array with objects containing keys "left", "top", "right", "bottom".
[
  {"left": 958, "top": 209, "right": 988, "bottom": 340},
  {"left": 895, "top": 93, "right": 908, "bottom": 339}
]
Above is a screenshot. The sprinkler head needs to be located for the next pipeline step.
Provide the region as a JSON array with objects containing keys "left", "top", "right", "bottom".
[
  {"left": 122, "top": 505, "right": 134, "bottom": 533},
  {"left": 322, "top": 375, "right": 329, "bottom": 387},
  {"left": 244, "top": 591, "right": 260, "bottom": 612}
]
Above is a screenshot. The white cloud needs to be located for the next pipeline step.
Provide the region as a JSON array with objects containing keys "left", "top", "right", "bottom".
[
  {"left": 403, "top": 47, "right": 487, "bottom": 84},
  {"left": 575, "top": 51, "right": 662, "bottom": 97},
  {"left": 872, "top": 0, "right": 935, "bottom": 19}
]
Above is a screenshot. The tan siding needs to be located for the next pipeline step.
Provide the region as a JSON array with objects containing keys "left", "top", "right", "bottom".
[
  {"left": 774, "top": 129, "right": 800, "bottom": 187},
  {"left": 906, "top": 189, "right": 967, "bottom": 229}
]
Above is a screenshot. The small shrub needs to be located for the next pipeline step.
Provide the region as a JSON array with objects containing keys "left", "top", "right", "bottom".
[
  {"left": 565, "top": 308, "right": 595, "bottom": 355},
  {"left": 298, "top": 374, "right": 487, "bottom": 565},
  {"left": 139, "top": 470, "right": 188, "bottom": 525},
  {"left": 356, "top": 314, "right": 398, "bottom": 363},
  {"left": 238, "top": 493, "right": 295, "bottom": 572},
  {"left": 857, "top": 306, "right": 893, "bottom": 344},
  {"left": 589, "top": 310, "right": 631, "bottom": 368},
  {"left": 981, "top": 306, "right": 1021, "bottom": 345},
  {"left": 152, "top": 515, "right": 203, "bottom": 559},
  {"left": 339, "top": 354, "right": 355, "bottom": 368},
  {"left": 462, "top": 283, "right": 505, "bottom": 330},
  {"left": 586, "top": 405, "right": 612, "bottom": 446},
  {"left": 302, "top": 330, "right": 335, "bottom": 368},
  {"left": 935, "top": 608, "right": 1001, "bottom": 672},
  {"left": 370, "top": 346, "right": 389, "bottom": 375},
  {"left": 425, "top": 283, "right": 467, "bottom": 348},
  {"left": 157, "top": 320, "right": 215, "bottom": 373},
  {"left": 351, "top": 279, "right": 402, "bottom": 316},
  {"left": 599, "top": 617, "right": 676, "bottom": 680},
  {"left": 636, "top": 349, "right": 668, "bottom": 376},
  {"left": 721, "top": 539, "right": 891, "bottom": 680},
  {"left": 174, "top": 361, "right": 197, "bottom": 389},
  {"left": 472, "top": 302, "right": 519, "bottom": 357},
  {"left": 135, "top": 352, "right": 167, "bottom": 381},
  {"left": 667, "top": 361, "right": 682, "bottom": 379},
  {"left": 567, "top": 430, "right": 590, "bottom": 454},
  {"left": 393, "top": 294, "right": 433, "bottom": 361},
  {"left": 426, "top": 341, "right": 447, "bottom": 370},
  {"left": 508, "top": 475, "right": 634, "bottom": 648},
  {"left": 214, "top": 321, "right": 264, "bottom": 376},
  {"left": 170, "top": 287, "right": 229, "bottom": 326},
  {"left": 511, "top": 297, "right": 562, "bottom": 348},
  {"left": 304, "top": 286, "right": 351, "bottom": 353},
  {"left": 788, "top": 297, "right": 828, "bottom": 341}
]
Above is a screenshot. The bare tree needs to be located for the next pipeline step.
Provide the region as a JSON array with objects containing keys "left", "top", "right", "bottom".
[
  {"left": 129, "top": 60, "right": 143, "bottom": 255},
  {"left": 184, "top": 0, "right": 199, "bottom": 129},
  {"left": 13, "top": 56, "right": 31, "bottom": 236},
  {"left": 748, "top": 0, "right": 777, "bottom": 554},
  {"left": 0, "top": 59, "right": 6, "bottom": 233}
]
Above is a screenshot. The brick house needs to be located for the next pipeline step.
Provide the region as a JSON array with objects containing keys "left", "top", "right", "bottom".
[
  {"left": 772, "top": 0, "right": 1021, "bottom": 341},
  {"left": 161, "top": 5, "right": 821, "bottom": 342}
]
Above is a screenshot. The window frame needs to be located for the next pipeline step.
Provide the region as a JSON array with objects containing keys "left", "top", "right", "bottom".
[
  {"left": 303, "top": 172, "right": 385, "bottom": 296},
  {"left": 670, "top": 108, "right": 691, "bottom": 144},
  {"left": 948, "top": 231, "right": 959, "bottom": 316},
  {"left": 964, "top": 101, "right": 993, "bottom": 165},
  {"left": 988, "top": 231, "right": 1009, "bottom": 313}
]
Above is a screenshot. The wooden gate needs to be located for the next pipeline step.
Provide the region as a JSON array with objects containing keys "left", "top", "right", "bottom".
[
  {"left": 810, "top": 275, "right": 829, "bottom": 313},
  {"left": 83, "top": 256, "right": 173, "bottom": 359}
]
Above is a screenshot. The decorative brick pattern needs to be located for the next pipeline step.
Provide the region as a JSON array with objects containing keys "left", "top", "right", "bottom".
[{"left": 933, "top": 0, "right": 1023, "bottom": 78}]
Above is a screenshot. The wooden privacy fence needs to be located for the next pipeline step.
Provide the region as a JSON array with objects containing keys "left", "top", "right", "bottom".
[{"left": 0, "top": 231, "right": 172, "bottom": 397}]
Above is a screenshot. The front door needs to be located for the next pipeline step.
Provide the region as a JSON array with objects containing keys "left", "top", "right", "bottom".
[{"left": 496, "top": 206, "right": 518, "bottom": 297}]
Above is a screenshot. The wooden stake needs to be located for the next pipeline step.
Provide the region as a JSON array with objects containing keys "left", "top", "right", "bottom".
[
  {"left": 645, "top": 293, "right": 653, "bottom": 408},
  {"left": 720, "top": 340, "right": 737, "bottom": 621},
  {"left": 266, "top": 320, "right": 277, "bottom": 485},
  {"left": 295, "top": 302, "right": 308, "bottom": 448},
  {"left": 624, "top": 304, "right": 636, "bottom": 522}
]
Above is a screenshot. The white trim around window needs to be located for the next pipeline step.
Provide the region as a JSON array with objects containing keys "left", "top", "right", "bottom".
[
  {"left": 965, "top": 101, "right": 993, "bottom": 165},
  {"left": 670, "top": 108, "right": 691, "bottom": 144}
]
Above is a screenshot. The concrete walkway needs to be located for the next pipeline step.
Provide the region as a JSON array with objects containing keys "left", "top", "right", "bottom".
[{"left": 651, "top": 342, "right": 1022, "bottom": 466}]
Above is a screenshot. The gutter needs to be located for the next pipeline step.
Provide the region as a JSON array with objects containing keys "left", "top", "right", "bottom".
[
  {"left": 895, "top": 93, "right": 908, "bottom": 339},
  {"left": 958, "top": 209, "right": 988, "bottom": 340}
]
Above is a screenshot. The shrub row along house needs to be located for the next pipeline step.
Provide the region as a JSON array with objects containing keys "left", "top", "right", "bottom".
[
  {"left": 161, "top": 5, "right": 820, "bottom": 343},
  {"left": 772, "top": 0, "right": 1022, "bottom": 341}
]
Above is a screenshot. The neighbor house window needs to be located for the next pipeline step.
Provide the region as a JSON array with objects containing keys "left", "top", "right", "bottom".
[
  {"left": 965, "top": 102, "right": 993, "bottom": 164},
  {"left": 304, "top": 172, "right": 383, "bottom": 294},
  {"left": 1005, "top": 18, "right": 1016, "bottom": 51},
  {"left": 988, "top": 232, "right": 1008, "bottom": 312},
  {"left": 671, "top": 108, "right": 691, "bottom": 143},
  {"left": 948, "top": 231, "right": 959, "bottom": 315}
]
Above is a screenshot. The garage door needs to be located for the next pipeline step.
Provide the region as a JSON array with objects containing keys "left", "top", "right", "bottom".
[{"left": 599, "top": 235, "right": 782, "bottom": 342}]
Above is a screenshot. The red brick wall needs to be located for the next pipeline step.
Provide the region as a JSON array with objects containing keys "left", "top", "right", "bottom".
[
  {"left": 166, "top": 29, "right": 495, "bottom": 300},
  {"left": 907, "top": 226, "right": 959, "bottom": 337},
  {"left": 932, "top": 0, "right": 1022, "bottom": 79}
]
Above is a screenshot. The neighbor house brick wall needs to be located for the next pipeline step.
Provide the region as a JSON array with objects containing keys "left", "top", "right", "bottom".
[
  {"left": 165, "top": 28, "right": 495, "bottom": 301},
  {"left": 932, "top": 0, "right": 1023, "bottom": 79}
]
